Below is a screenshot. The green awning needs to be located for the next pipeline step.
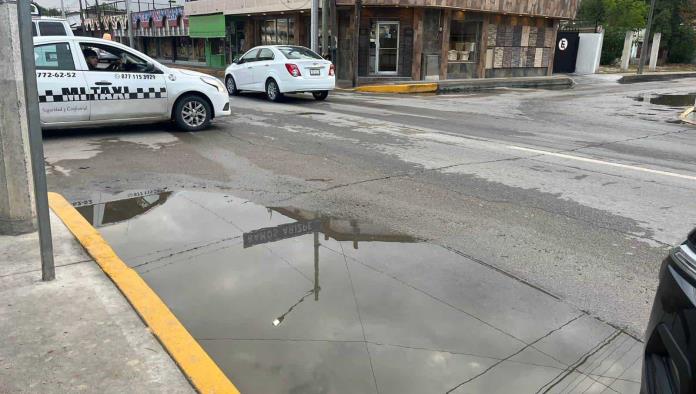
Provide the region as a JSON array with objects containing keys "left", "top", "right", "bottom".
[{"left": 189, "top": 14, "right": 226, "bottom": 38}]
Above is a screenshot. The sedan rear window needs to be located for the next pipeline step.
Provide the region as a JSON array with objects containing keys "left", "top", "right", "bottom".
[
  {"left": 278, "top": 46, "right": 322, "bottom": 60},
  {"left": 39, "top": 21, "right": 67, "bottom": 36}
]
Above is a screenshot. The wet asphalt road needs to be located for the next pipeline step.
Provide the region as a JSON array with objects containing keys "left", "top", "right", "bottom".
[{"left": 43, "top": 74, "right": 696, "bottom": 392}]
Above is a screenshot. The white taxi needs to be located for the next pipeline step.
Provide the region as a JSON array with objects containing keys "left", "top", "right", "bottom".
[
  {"left": 34, "top": 36, "right": 230, "bottom": 131},
  {"left": 224, "top": 45, "right": 335, "bottom": 102}
]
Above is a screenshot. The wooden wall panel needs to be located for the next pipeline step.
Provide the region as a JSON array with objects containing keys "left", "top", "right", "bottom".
[{"left": 356, "top": 0, "right": 578, "bottom": 19}]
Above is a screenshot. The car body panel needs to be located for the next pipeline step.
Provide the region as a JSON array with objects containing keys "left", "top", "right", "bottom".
[
  {"left": 33, "top": 36, "right": 230, "bottom": 129},
  {"left": 642, "top": 233, "right": 696, "bottom": 394}
]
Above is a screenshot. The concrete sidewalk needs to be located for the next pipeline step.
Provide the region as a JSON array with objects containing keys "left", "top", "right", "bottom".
[{"left": 0, "top": 213, "right": 194, "bottom": 393}]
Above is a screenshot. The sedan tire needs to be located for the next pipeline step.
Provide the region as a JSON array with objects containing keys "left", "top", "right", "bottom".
[
  {"left": 226, "top": 75, "right": 239, "bottom": 96},
  {"left": 174, "top": 94, "right": 212, "bottom": 132},
  {"left": 312, "top": 91, "right": 329, "bottom": 101},
  {"left": 266, "top": 79, "right": 283, "bottom": 102}
]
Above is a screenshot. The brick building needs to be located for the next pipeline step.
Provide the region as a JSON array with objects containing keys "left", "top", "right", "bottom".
[{"left": 182, "top": 0, "right": 579, "bottom": 83}]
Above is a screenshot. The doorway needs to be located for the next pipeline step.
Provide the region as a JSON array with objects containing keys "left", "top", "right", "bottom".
[{"left": 376, "top": 21, "right": 399, "bottom": 74}]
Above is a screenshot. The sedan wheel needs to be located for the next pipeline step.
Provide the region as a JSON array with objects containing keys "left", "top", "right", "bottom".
[
  {"left": 312, "top": 91, "right": 329, "bottom": 101},
  {"left": 175, "top": 95, "right": 211, "bottom": 131},
  {"left": 266, "top": 79, "right": 283, "bottom": 102},
  {"left": 226, "top": 75, "right": 239, "bottom": 96}
]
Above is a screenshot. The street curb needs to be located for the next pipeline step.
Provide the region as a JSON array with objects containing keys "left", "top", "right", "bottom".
[
  {"left": 618, "top": 72, "right": 696, "bottom": 84},
  {"left": 47, "top": 192, "right": 240, "bottom": 394},
  {"left": 354, "top": 83, "right": 438, "bottom": 94},
  {"left": 679, "top": 106, "right": 696, "bottom": 126}
]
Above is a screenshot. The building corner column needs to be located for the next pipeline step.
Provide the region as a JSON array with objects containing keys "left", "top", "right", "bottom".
[
  {"left": 0, "top": 0, "right": 36, "bottom": 235},
  {"left": 439, "top": 9, "right": 451, "bottom": 80},
  {"left": 546, "top": 19, "right": 559, "bottom": 76},
  {"left": 411, "top": 8, "right": 424, "bottom": 81}
]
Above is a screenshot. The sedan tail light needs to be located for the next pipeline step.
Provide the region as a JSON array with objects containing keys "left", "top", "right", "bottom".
[
  {"left": 329, "top": 64, "right": 335, "bottom": 76},
  {"left": 285, "top": 63, "right": 301, "bottom": 77}
]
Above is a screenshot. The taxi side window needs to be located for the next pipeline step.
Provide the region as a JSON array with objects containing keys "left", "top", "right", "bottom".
[
  {"left": 34, "top": 43, "right": 75, "bottom": 70},
  {"left": 80, "top": 43, "right": 157, "bottom": 73}
]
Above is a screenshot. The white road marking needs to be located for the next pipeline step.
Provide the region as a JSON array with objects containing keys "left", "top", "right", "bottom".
[{"left": 508, "top": 146, "right": 696, "bottom": 181}]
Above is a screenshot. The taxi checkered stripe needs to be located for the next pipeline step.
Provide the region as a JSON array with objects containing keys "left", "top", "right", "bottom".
[{"left": 38, "top": 87, "right": 167, "bottom": 103}]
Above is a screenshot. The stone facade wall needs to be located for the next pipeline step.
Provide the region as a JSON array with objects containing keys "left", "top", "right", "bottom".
[{"left": 484, "top": 17, "right": 556, "bottom": 78}]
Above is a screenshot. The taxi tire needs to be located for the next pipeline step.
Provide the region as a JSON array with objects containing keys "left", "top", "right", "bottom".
[
  {"left": 226, "top": 75, "right": 239, "bottom": 96},
  {"left": 265, "top": 79, "right": 283, "bottom": 102},
  {"left": 312, "top": 91, "right": 329, "bottom": 101},
  {"left": 174, "top": 94, "right": 212, "bottom": 132}
]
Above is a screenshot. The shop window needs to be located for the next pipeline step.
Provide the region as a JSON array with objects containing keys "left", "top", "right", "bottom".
[
  {"left": 449, "top": 14, "right": 481, "bottom": 64},
  {"left": 261, "top": 18, "right": 295, "bottom": 45}
]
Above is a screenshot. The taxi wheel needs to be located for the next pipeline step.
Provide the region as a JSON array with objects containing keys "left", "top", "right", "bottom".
[
  {"left": 312, "top": 91, "right": 329, "bottom": 101},
  {"left": 226, "top": 75, "right": 239, "bottom": 96},
  {"left": 265, "top": 79, "right": 283, "bottom": 102},
  {"left": 175, "top": 95, "right": 211, "bottom": 132}
]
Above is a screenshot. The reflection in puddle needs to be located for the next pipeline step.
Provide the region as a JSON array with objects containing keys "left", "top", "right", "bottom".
[
  {"left": 633, "top": 93, "right": 696, "bottom": 106},
  {"left": 74, "top": 190, "right": 641, "bottom": 394}
]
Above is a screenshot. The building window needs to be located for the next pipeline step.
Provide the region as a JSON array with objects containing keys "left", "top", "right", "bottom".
[
  {"left": 449, "top": 12, "right": 481, "bottom": 64},
  {"left": 260, "top": 17, "right": 294, "bottom": 45}
]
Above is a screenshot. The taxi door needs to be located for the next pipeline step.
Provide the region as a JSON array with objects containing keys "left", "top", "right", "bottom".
[
  {"left": 34, "top": 41, "right": 90, "bottom": 124},
  {"left": 79, "top": 42, "right": 168, "bottom": 121}
]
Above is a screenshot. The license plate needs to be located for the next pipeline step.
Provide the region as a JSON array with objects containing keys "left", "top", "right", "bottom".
[{"left": 310, "top": 69, "right": 320, "bottom": 76}]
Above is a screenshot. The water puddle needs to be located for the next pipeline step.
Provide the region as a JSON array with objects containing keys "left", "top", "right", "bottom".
[
  {"left": 632, "top": 93, "right": 696, "bottom": 106},
  {"left": 74, "top": 189, "right": 641, "bottom": 393}
]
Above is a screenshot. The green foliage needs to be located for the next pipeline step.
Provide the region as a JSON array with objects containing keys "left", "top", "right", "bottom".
[
  {"left": 577, "top": 0, "right": 647, "bottom": 29},
  {"left": 605, "top": 0, "right": 648, "bottom": 29},
  {"left": 600, "top": 27, "right": 629, "bottom": 64},
  {"left": 650, "top": 0, "right": 696, "bottom": 63}
]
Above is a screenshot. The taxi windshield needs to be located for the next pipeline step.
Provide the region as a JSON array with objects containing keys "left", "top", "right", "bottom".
[{"left": 80, "top": 43, "right": 152, "bottom": 72}]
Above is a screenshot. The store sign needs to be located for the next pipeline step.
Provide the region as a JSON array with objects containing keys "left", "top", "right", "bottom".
[
  {"left": 558, "top": 38, "right": 568, "bottom": 51},
  {"left": 243, "top": 220, "right": 321, "bottom": 248}
]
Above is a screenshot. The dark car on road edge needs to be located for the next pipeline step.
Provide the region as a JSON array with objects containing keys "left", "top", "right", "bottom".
[{"left": 642, "top": 228, "right": 696, "bottom": 394}]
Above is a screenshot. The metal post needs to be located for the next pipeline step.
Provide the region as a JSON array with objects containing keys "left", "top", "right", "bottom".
[
  {"left": 17, "top": 0, "right": 55, "bottom": 281},
  {"left": 311, "top": 0, "right": 318, "bottom": 52},
  {"left": 126, "top": 0, "right": 134, "bottom": 47},
  {"left": 313, "top": 231, "right": 319, "bottom": 301},
  {"left": 321, "top": 0, "right": 328, "bottom": 57},
  {"left": 60, "top": 0, "right": 66, "bottom": 18},
  {"left": 351, "top": 0, "right": 360, "bottom": 87},
  {"left": 637, "top": 0, "right": 656, "bottom": 74}
]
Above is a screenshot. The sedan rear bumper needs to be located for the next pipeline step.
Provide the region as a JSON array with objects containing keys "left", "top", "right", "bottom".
[{"left": 278, "top": 77, "right": 335, "bottom": 93}]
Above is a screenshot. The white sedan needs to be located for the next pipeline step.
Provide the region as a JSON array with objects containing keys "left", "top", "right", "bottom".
[
  {"left": 224, "top": 45, "right": 335, "bottom": 102},
  {"left": 34, "top": 36, "right": 230, "bottom": 131}
]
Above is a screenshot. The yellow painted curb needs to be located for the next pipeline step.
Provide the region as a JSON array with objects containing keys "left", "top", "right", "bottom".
[
  {"left": 354, "top": 83, "right": 438, "bottom": 94},
  {"left": 679, "top": 106, "right": 696, "bottom": 125},
  {"left": 48, "top": 192, "right": 240, "bottom": 394}
]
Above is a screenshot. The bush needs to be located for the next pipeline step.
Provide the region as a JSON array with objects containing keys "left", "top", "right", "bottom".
[
  {"left": 666, "top": 25, "right": 696, "bottom": 63},
  {"left": 601, "top": 28, "right": 628, "bottom": 65}
]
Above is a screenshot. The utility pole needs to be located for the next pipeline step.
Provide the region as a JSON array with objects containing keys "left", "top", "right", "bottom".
[
  {"left": 637, "top": 0, "right": 656, "bottom": 74},
  {"left": 321, "top": 0, "right": 328, "bottom": 58},
  {"left": 311, "top": 0, "right": 318, "bottom": 52},
  {"left": 78, "top": 0, "right": 85, "bottom": 27},
  {"left": 126, "top": 0, "right": 134, "bottom": 47},
  {"left": 351, "top": 0, "right": 360, "bottom": 86},
  {"left": 60, "top": 0, "right": 65, "bottom": 17},
  {"left": 0, "top": 0, "right": 56, "bottom": 279}
]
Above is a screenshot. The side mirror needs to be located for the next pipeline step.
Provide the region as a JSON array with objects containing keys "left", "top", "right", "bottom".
[
  {"left": 145, "top": 62, "right": 158, "bottom": 73},
  {"left": 232, "top": 55, "right": 240, "bottom": 64}
]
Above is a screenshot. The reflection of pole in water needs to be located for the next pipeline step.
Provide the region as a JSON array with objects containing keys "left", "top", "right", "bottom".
[{"left": 314, "top": 230, "right": 319, "bottom": 301}]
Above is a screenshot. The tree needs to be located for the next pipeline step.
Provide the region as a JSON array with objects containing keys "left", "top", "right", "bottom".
[
  {"left": 650, "top": 0, "right": 696, "bottom": 62},
  {"left": 35, "top": 4, "right": 62, "bottom": 16},
  {"left": 578, "top": 0, "right": 648, "bottom": 64}
]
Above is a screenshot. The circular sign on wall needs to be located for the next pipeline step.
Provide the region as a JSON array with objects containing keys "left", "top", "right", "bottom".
[{"left": 559, "top": 38, "right": 569, "bottom": 51}]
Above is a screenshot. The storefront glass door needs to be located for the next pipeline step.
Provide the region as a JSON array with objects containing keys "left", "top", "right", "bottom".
[{"left": 376, "top": 21, "right": 399, "bottom": 74}]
